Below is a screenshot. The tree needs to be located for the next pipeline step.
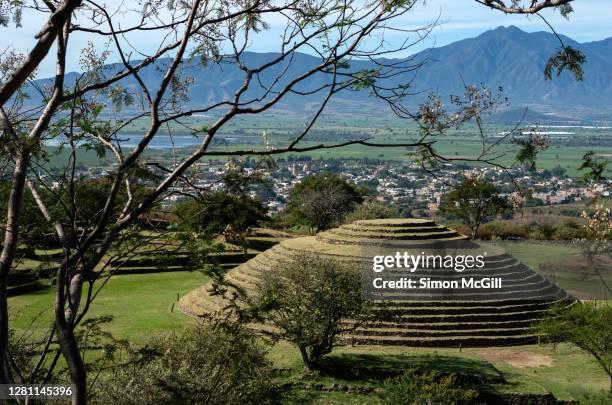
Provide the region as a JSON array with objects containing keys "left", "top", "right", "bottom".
[
  {"left": 0, "top": 180, "right": 49, "bottom": 248},
  {"left": 0, "top": 0, "right": 583, "bottom": 401},
  {"left": 535, "top": 302, "right": 612, "bottom": 392},
  {"left": 440, "top": 178, "right": 512, "bottom": 240},
  {"left": 257, "top": 256, "right": 372, "bottom": 370},
  {"left": 174, "top": 191, "right": 268, "bottom": 245},
  {"left": 551, "top": 164, "right": 566, "bottom": 177},
  {"left": 286, "top": 173, "right": 363, "bottom": 232},
  {"left": 576, "top": 204, "right": 612, "bottom": 296},
  {"left": 174, "top": 161, "right": 269, "bottom": 252}
]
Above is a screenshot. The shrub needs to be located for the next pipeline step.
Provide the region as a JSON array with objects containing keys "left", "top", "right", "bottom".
[
  {"left": 535, "top": 303, "right": 612, "bottom": 393},
  {"left": 478, "top": 222, "right": 528, "bottom": 240},
  {"left": 343, "top": 201, "right": 401, "bottom": 223},
  {"left": 381, "top": 369, "right": 479, "bottom": 405},
  {"left": 527, "top": 229, "right": 545, "bottom": 240},
  {"left": 478, "top": 222, "right": 505, "bottom": 240},
  {"left": 93, "top": 325, "right": 274, "bottom": 405},
  {"left": 552, "top": 220, "right": 585, "bottom": 240}
]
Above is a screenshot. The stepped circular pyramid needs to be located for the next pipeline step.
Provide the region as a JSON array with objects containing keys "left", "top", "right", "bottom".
[{"left": 179, "top": 219, "right": 575, "bottom": 347}]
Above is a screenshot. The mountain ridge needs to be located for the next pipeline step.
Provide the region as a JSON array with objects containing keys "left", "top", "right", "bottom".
[{"left": 27, "top": 26, "right": 612, "bottom": 122}]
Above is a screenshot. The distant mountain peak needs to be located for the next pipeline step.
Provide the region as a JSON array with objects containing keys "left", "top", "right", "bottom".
[
  {"left": 493, "top": 25, "right": 523, "bottom": 32},
  {"left": 24, "top": 26, "right": 612, "bottom": 121}
]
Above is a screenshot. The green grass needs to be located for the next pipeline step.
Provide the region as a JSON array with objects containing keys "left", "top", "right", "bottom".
[
  {"left": 14, "top": 258, "right": 45, "bottom": 270},
  {"left": 268, "top": 341, "right": 610, "bottom": 402},
  {"left": 41, "top": 117, "right": 612, "bottom": 179},
  {"left": 490, "top": 241, "right": 580, "bottom": 271},
  {"left": 9, "top": 271, "right": 207, "bottom": 343},
  {"left": 489, "top": 241, "right": 612, "bottom": 298}
]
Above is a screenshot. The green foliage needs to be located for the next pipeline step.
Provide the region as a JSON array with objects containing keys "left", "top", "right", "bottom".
[
  {"left": 476, "top": 221, "right": 528, "bottom": 240},
  {"left": 381, "top": 368, "right": 479, "bottom": 405},
  {"left": 174, "top": 160, "right": 271, "bottom": 248},
  {"left": 579, "top": 151, "right": 609, "bottom": 183},
  {"left": 257, "top": 256, "right": 370, "bottom": 370},
  {"left": 343, "top": 200, "right": 401, "bottom": 223},
  {"left": 174, "top": 191, "right": 268, "bottom": 240},
  {"left": 552, "top": 220, "right": 585, "bottom": 240},
  {"left": 285, "top": 173, "right": 364, "bottom": 232},
  {"left": 1, "top": 176, "right": 150, "bottom": 250},
  {"left": 92, "top": 324, "right": 274, "bottom": 404},
  {"left": 513, "top": 129, "right": 550, "bottom": 171},
  {"left": 439, "top": 177, "right": 512, "bottom": 239},
  {"left": 544, "top": 46, "right": 586, "bottom": 82},
  {"left": 535, "top": 302, "right": 612, "bottom": 390}
]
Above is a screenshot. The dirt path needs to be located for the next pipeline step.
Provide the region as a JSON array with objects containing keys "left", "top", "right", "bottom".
[{"left": 477, "top": 349, "right": 553, "bottom": 368}]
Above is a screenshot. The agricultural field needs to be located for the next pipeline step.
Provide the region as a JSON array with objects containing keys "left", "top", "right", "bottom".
[{"left": 41, "top": 117, "right": 612, "bottom": 178}]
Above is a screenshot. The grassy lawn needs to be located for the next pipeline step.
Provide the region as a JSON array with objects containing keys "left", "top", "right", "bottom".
[
  {"left": 268, "top": 341, "right": 610, "bottom": 403},
  {"left": 490, "top": 241, "right": 580, "bottom": 270},
  {"left": 9, "top": 271, "right": 207, "bottom": 343},
  {"left": 490, "top": 241, "right": 612, "bottom": 298}
]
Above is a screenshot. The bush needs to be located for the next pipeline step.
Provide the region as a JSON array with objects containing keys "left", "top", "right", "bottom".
[
  {"left": 343, "top": 201, "right": 401, "bottom": 223},
  {"left": 93, "top": 325, "right": 274, "bottom": 405},
  {"left": 478, "top": 222, "right": 528, "bottom": 240},
  {"left": 527, "top": 229, "right": 545, "bottom": 240},
  {"left": 381, "top": 369, "right": 479, "bottom": 405},
  {"left": 552, "top": 220, "right": 585, "bottom": 240}
]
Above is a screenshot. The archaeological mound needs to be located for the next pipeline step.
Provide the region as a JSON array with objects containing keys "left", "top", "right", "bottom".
[{"left": 179, "top": 219, "right": 574, "bottom": 347}]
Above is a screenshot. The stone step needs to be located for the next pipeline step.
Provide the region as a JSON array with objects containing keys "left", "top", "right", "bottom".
[
  {"left": 317, "top": 230, "right": 463, "bottom": 243},
  {"left": 375, "top": 309, "right": 549, "bottom": 323},
  {"left": 351, "top": 326, "right": 531, "bottom": 338},
  {"left": 369, "top": 298, "right": 567, "bottom": 308},
  {"left": 337, "top": 224, "right": 450, "bottom": 234},
  {"left": 369, "top": 301, "right": 556, "bottom": 315},
  {"left": 353, "top": 219, "right": 437, "bottom": 227},
  {"left": 343, "top": 318, "right": 542, "bottom": 331},
  {"left": 342, "top": 334, "right": 539, "bottom": 347}
]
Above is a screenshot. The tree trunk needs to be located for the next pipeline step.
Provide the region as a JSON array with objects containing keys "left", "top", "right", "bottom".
[
  {"left": 470, "top": 224, "right": 479, "bottom": 240},
  {"left": 299, "top": 346, "right": 313, "bottom": 371},
  {"left": 0, "top": 277, "right": 12, "bottom": 384},
  {"left": 0, "top": 151, "right": 29, "bottom": 384},
  {"left": 55, "top": 264, "right": 87, "bottom": 404},
  {"left": 56, "top": 322, "right": 87, "bottom": 404}
]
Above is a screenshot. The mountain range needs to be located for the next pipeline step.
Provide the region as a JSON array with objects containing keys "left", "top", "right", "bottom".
[{"left": 29, "top": 26, "right": 612, "bottom": 123}]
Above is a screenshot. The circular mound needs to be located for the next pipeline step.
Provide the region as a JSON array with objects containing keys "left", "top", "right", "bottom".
[{"left": 179, "top": 219, "right": 574, "bottom": 347}]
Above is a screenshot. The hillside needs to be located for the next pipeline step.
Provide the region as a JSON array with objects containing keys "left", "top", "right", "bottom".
[{"left": 27, "top": 26, "right": 612, "bottom": 122}]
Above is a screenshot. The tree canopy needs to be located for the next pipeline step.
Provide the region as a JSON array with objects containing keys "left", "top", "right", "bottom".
[
  {"left": 440, "top": 177, "right": 512, "bottom": 239},
  {"left": 286, "top": 173, "right": 364, "bottom": 232}
]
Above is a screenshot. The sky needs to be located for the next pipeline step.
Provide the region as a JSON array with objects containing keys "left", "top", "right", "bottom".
[{"left": 2, "top": 0, "right": 611, "bottom": 78}]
